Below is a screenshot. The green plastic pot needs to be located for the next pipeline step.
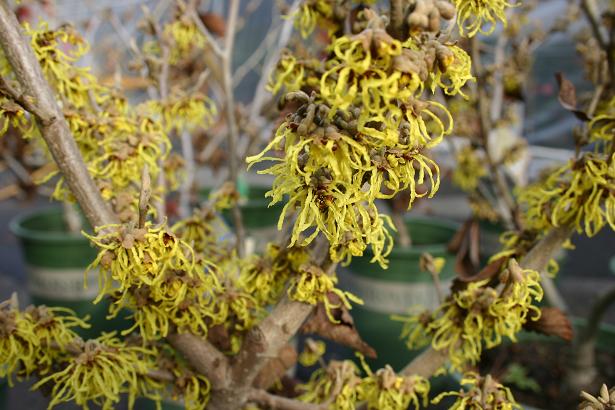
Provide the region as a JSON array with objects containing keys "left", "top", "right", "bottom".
[
  {"left": 478, "top": 219, "right": 506, "bottom": 258},
  {"left": 341, "top": 216, "right": 459, "bottom": 371},
  {"left": 10, "top": 207, "right": 128, "bottom": 339},
  {"left": 0, "top": 379, "right": 6, "bottom": 410},
  {"left": 200, "top": 185, "right": 282, "bottom": 228},
  {"left": 134, "top": 397, "right": 183, "bottom": 410},
  {"left": 201, "top": 185, "right": 283, "bottom": 254}
]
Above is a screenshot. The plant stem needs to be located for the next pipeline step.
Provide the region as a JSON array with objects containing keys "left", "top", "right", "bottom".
[
  {"left": 392, "top": 211, "right": 412, "bottom": 248},
  {"left": 567, "top": 284, "right": 615, "bottom": 390},
  {"left": 248, "top": 389, "right": 325, "bottom": 410},
  {"left": 388, "top": 0, "right": 405, "bottom": 40},
  {"left": 179, "top": 128, "right": 195, "bottom": 219},
  {"left": 222, "top": 0, "right": 246, "bottom": 257},
  {"left": 470, "top": 36, "right": 519, "bottom": 230}
]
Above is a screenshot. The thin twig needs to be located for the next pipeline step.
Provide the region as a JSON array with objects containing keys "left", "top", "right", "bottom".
[
  {"left": 222, "top": 0, "right": 246, "bottom": 257},
  {"left": 190, "top": 7, "right": 224, "bottom": 57},
  {"left": 388, "top": 0, "right": 405, "bottom": 40},
  {"left": 138, "top": 164, "right": 151, "bottom": 228},
  {"left": 580, "top": 0, "right": 607, "bottom": 49},
  {"left": 178, "top": 128, "right": 195, "bottom": 219},
  {"left": 470, "top": 36, "right": 519, "bottom": 230}
]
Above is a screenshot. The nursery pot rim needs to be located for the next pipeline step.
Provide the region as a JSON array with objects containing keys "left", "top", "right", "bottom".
[
  {"left": 9, "top": 206, "right": 90, "bottom": 243},
  {"left": 363, "top": 215, "right": 459, "bottom": 257}
]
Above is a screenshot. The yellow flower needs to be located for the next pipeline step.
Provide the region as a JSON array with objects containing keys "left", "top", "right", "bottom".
[
  {"left": 147, "top": 93, "right": 217, "bottom": 133},
  {"left": 294, "top": 0, "right": 335, "bottom": 38},
  {"left": 452, "top": 145, "right": 487, "bottom": 191},
  {"left": 299, "top": 339, "right": 326, "bottom": 367},
  {"left": 433, "top": 372, "right": 521, "bottom": 409},
  {"left": 32, "top": 333, "right": 159, "bottom": 410},
  {"left": 267, "top": 51, "right": 305, "bottom": 94},
  {"left": 288, "top": 264, "right": 363, "bottom": 323},
  {"left": 358, "top": 364, "right": 430, "bottom": 410},
  {"left": 454, "top": 0, "right": 517, "bottom": 37},
  {"left": 85, "top": 222, "right": 219, "bottom": 340},
  {"left": 519, "top": 153, "right": 615, "bottom": 237},
  {"left": 299, "top": 360, "right": 362, "bottom": 410},
  {"left": 163, "top": 16, "right": 207, "bottom": 63},
  {"left": 398, "top": 259, "right": 543, "bottom": 370}
]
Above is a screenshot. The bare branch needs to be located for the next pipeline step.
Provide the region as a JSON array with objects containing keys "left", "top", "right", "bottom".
[
  {"left": 222, "top": 0, "right": 246, "bottom": 257},
  {"left": 248, "top": 389, "right": 325, "bottom": 410},
  {"left": 167, "top": 333, "right": 231, "bottom": 390},
  {"left": 138, "top": 164, "right": 152, "bottom": 228},
  {"left": 189, "top": 7, "right": 224, "bottom": 57},
  {"left": 581, "top": 0, "right": 607, "bottom": 49}
]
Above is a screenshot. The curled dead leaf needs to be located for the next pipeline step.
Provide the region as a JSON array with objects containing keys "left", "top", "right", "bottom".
[
  {"left": 523, "top": 307, "right": 574, "bottom": 341},
  {"left": 199, "top": 12, "right": 226, "bottom": 37},
  {"left": 301, "top": 292, "right": 377, "bottom": 359},
  {"left": 555, "top": 72, "right": 590, "bottom": 121}
]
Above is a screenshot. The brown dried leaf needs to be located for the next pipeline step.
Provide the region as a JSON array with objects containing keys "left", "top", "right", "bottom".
[
  {"left": 199, "top": 12, "right": 226, "bottom": 37},
  {"left": 456, "top": 257, "right": 506, "bottom": 283},
  {"left": 555, "top": 73, "right": 590, "bottom": 121},
  {"left": 252, "top": 344, "right": 298, "bottom": 389},
  {"left": 301, "top": 292, "right": 377, "bottom": 358},
  {"left": 524, "top": 307, "right": 574, "bottom": 341},
  {"left": 555, "top": 72, "right": 577, "bottom": 110},
  {"left": 450, "top": 219, "right": 483, "bottom": 279}
]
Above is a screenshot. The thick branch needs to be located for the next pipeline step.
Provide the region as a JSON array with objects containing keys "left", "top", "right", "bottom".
[
  {"left": 248, "top": 390, "right": 325, "bottom": 410},
  {"left": 233, "top": 294, "right": 314, "bottom": 383},
  {"left": 167, "top": 333, "right": 231, "bottom": 390},
  {"left": 401, "top": 346, "right": 448, "bottom": 377},
  {"left": 0, "top": 2, "right": 116, "bottom": 227}
]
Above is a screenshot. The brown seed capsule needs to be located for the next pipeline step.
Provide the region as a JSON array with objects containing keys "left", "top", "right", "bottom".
[
  {"left": 408, "top": 12, "right": 429, "bottom": 29},
  {"left": 428, "top": 9, "right": 441, "bottom": 32},
  {"left": 436, "top": 45, "right": 455, "bottom": 72},
  {"left": 436, "top": 0, "right": 456, "bottom": 20}
]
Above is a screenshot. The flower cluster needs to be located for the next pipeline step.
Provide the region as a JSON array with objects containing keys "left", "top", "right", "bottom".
[
  {"left": 287, "top": 263, "right": 363, "bottom": 322},
  {"left": 238, "top": 244, "right": 308, "bottom": 307},
  {"left": 434, "top": 372, "right": 521, "bottom": 409},
  {"left": 358, "top": 364, "right": 430, "bottom": 410},
  {"left": 3, "top": 23, "right": 176, "bottom": 221},
  {"left": 84, "top": 222, "right": 219, "bottom": 340},
  {"left": 0, "top": 300, "right": 87, "bottom": 383},
  {"left": 299, "top": 357, "right": 429, "bottom": 410},
  {"left": 398, "top": 259, "right": 543, "bottom": 370},
  {"left": 147, "top": 93, "right": 217, "bottom": 133},
  {"left": 454, "top": 0, "right": 517, "bottom": 37},
  {"left": 452, "top": 145, "right": 487, "bottom": 191},
  {"left": 519, "top": 153, "right": 615, "bottom": 237},
  {"left": 250, "top": 21, "right": 474, "bottom": 266},
  {"left": 33, "top": 333, "right": 161, "bottom": 410}
]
